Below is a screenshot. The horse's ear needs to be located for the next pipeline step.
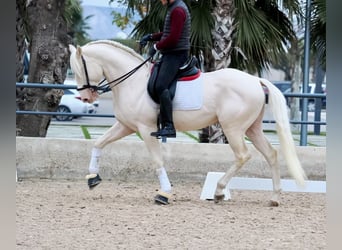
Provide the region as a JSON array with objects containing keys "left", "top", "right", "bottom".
[
  {"left": 69, "top": 44, "right": 82, "bottom": 58},
  {"left": 76, "top": 45, "right": 82, "bottom": 58},
  {"left": 69, "top": 44, "right": 76, "bottom": 54}
]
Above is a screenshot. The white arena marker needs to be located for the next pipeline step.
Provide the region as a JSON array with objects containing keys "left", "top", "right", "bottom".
[
  {"left": 228, "top": 177, "right": 326, "bottom": 193},
  {"left": 200, "top": 172, "right": 231, "bottom": 200},
  {"left": 200, "top": 172, "right": 326, "bottom": 200}
]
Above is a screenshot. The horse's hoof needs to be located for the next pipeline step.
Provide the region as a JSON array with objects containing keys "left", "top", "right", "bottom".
[
  {"left": 214, "top": 194, "right": 225, "bottom": 203},
  {"left": 269, "top": 200, "right": 280, "bottom": 207},
  {"left": 86, "top": 174, "right": 102, "bottom": 190},
  {"left": 154, "top": 191, "right": 171, "bottom": 205}
]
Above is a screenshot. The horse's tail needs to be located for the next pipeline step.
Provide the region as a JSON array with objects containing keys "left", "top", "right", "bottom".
[{"left": 260, "top": 78, "right": 307, "bottom": 187}]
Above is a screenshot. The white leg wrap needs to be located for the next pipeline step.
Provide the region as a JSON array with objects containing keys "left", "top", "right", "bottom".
[
  {"left": 88, "top": 148, "right": 102, "bottom": 174},
  {"left": 157, "top": 167, "right": 171, "bottom": 193}
]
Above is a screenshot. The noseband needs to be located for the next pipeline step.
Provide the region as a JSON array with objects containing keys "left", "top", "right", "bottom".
[{"left": 77, "top": 55, "right": 151, "bottom": 94}]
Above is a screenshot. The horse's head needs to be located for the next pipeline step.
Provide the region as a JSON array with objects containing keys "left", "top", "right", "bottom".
[{"left": 69, "top": 44, "right": 102, "bottom": 103}]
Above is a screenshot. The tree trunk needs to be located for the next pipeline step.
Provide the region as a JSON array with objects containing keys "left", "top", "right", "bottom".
[
  {"left": 16, "top": 0, "right": 27, "bottom": 132},
  {"left": 211, "top": 0, "right": 234, "bottom": 70},
  {"left": 313, "top": 54, "right": 325, "bottom": 135},
  {"left": 16, "top": 0, "right": 27, "bottom": 84},
  {"left": 202, "top": 0, "right": 235, "bottom": 144},
  {"left": 290, "top": 58, "right": 301, "bottom": 132},
  {"left": 16, "top": 0, "right": 71, "bottom": 137}
]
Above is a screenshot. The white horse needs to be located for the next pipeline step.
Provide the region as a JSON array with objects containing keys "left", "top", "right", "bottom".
[{"left": 69, "top": 40, "right": 306, "bottom": 206}]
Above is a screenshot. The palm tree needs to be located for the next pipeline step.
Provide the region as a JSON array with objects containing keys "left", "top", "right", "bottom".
[
  {"left": 311, "top": 0, "right": 325, "bottom": 68},
  {"left": 207, "top": 0, "right": 303, "bottom": 142},
  {"left": 267, "top": 0, "right": 326, "bottom": 135},
  {"left": 310, "top": 0, "right": 326, "bottom": 134}
]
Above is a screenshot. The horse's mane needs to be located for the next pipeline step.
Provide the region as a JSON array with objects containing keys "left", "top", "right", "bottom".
[{"left": 83, "top": 40, "right": 145, "bottom": 63}]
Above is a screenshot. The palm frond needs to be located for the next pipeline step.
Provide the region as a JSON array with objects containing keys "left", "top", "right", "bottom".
[
  {"left": 310, "top": 0, "right": 326, "bottom": 68},
  {"left": 232, "top": 0, "right": 297, "bottom": 73},
  {"left": 189, "top": 0, "right": 215, "bottom": 56},
  {"left": 130, "top": 1, "right": 166, "bottom": 38}
]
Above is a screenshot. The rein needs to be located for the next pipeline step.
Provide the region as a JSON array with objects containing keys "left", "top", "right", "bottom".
[{"left": 77, "top": 55, "right": 152, "bottom": 94}]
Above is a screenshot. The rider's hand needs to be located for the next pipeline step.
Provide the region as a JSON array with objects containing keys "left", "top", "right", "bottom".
[
  {"left": 139, "top": 34, "right": 152, "bottom": 47},
  {"left": 148, "top": 44, "right": 157, "bottom": 58}
]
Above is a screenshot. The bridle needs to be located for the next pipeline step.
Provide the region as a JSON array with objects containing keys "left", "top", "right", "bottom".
[{"left": 77, "top": 55, "right": 152, "bottom": 94}]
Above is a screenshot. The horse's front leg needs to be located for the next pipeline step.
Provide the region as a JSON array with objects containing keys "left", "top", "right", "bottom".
[
  {"left": 140, "top": 127, "right": 172, "bottom": 205},
  {"left": 86, "top": 121, "right": 134, "bottom": 189}
]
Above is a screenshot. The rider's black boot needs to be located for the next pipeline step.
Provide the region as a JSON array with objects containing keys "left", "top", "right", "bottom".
[
  {"left": 155, "top": 122, "right": 176, "bottom": 137},
  {"left": 151, "top": 89, "right": 176, "bottom": 138}
]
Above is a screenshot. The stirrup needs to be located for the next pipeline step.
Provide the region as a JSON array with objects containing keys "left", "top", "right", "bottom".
[
  {"left": 150, "top": 129, "right": 176, "bottom": 138},
  {"left": 150, "top": 130, "right": 161, "bottom": 138}
]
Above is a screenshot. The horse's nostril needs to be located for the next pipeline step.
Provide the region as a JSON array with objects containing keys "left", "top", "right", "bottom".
[{"left": 83, "top": 98, "right": 89, "bottom": 103}]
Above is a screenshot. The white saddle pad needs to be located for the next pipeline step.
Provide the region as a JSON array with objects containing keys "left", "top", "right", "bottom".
[{"left": 172, "top": 75, "right": 203, "bottom": 110}]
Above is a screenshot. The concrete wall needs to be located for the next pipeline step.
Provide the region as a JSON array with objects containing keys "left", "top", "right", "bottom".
[{"left": 16, "top": 137, "right": 326, "bottom": 182}]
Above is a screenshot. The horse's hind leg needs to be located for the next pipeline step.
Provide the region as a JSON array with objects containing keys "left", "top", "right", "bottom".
[
  {"left": 214, "top": 132, "right": 251, "bottom": 203},
  {"left": 246, "top": 118, "right": 281, "bottom": 206}
]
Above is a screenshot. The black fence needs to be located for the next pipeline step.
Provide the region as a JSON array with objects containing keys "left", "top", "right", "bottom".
[{"left": 16, "top": 82, "right": 326, "bottom": 145}]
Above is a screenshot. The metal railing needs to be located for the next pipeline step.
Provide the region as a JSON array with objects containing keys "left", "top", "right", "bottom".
[
  {"left": 16, "top": 82, "right": 326, "bottom": 145},
  {"left": 16, "top": 83, "right": 115, "bottom": 118}
]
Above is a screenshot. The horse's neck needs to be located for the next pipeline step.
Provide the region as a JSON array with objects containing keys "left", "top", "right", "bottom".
[
  {"left": 86, "top": 43, "right": 148, "bottom": 83},
  {"left": 106, "top": 59, "right": 151, "bottom": 107},
  {"left": 86, "top": 43, "right": 151, "bottom": 109},
  {"left": 95, "top": 49, "right": 148, "bottom": 90},
  {"left": 101, "top": 55, "right": 142, "bottom": 79}
]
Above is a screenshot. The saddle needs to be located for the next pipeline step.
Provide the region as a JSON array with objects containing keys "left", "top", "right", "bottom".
[{"left": 147, "top": 56, "right": 200, "bottom": 104}]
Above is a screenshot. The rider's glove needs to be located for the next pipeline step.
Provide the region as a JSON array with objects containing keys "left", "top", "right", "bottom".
[{"left": 139, "top": 34, "right": 152, "bottom": 47}]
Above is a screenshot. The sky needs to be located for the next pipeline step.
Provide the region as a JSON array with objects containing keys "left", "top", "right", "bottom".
[
  {"left": 81, "top": 0, "right": 118, "bottom": 7},
  {"left": 80, "top": 0, "right": 137, "bottom": 39}
]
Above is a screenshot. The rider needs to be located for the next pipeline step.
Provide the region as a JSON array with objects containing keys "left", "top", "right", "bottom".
[{"left": 140, "top": 0, "right": 191, "bottom": 138}]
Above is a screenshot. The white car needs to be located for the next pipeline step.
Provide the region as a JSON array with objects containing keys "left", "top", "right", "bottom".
[{"left": 55, "top": 89, "right": 99, "bottom": 121}]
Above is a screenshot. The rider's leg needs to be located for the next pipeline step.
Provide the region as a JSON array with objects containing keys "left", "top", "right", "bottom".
[
  {"left": 150, "top": 52, "right": 188, "bottom": 138},
  {"left": 151, "top": 89, "right": 176, "bottom": 137}
]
